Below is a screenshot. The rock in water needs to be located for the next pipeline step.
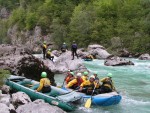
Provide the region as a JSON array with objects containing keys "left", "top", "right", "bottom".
[{"left": 104, "top": 56, "right": 134, "bottom": 66}]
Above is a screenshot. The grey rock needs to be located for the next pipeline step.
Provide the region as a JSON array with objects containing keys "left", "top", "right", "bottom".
[
  {"left": 0, "top": 103, "right": 10, "bottom": 113},
  {"left": 52, "top": 50, "right": 61, "bottom": 57},
  {"left": 11, "top": 92, "right": 31, "bottom": 108},
  {"left": 104, "top": 56, "right": 134, "bottom": 66},
  {"left": 0, "top": 45, "right": 55, "bottom": 85},
  {"left": 54, "top": 51, "right": 87, "bottom": 73},
  {"left": 0, "top": 93, "right": 11, "bottom": 106},
  {"left": 1, "top": 85, "right": 10, "bottom": 94},
  {"left": 87, "top": 44, "right": 111, "bottom": 59},
  {"left": 16, "top": 100, "right": 66, "bottom": 113},
  {"left": 139, "top": 53, "right": 150, "bottom": 60},
  {"left": 119, "top": 48, "right": 130, "bottom": 57}
]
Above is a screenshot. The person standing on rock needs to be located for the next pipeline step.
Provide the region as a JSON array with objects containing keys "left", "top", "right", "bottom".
[
  {"left": 71, "top": 41, "right": 78, "bottom": 60},
  {"left": 36, "top": 72, "right": 51, "bottom": 93},
  {"left": 61, "top": 42, "right": 68, "bottom": 53},
  {"left": 42, "top": 41, "right": 47, "bottom": 59}
]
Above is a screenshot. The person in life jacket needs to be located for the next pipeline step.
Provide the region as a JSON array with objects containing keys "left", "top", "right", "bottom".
[
  {"left": 42, "top": 41, "right": 47, "bottom": 59},
  {"left": 93, "top": 72, "right": 99, "bottom": 81},
  {"left": 85, "top": 54, "right": 94, "bottom": 60},
  {"left": 61, "top": 42, "right": 68, "bottom": 53},
  {"left": 100, "top": 73, "right": 116, "bottom": 93},
  {"left": 66, "top": 72, "right": 83, "bottom": 90},
  {"left": 79, "top": 75, "right": 100, "bottom": 95},
  {"left": 36, "top": 72, "right": 51, "bottom": 93},
  {"left": 71, "top": 41, "right": 78, "bottom": 60},
  {"left": 81, "top": 71, "right": 89, "bottom": 82},
  {"left": 46, "top": 49, "right": 54, "bottom": 61},
  {"left": 65, "top": 71, "right": 74, "bottom": 84}
]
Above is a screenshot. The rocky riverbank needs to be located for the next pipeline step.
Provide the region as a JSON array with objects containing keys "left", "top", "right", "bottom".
[{"left": 0, "top": 85, "right": 66, "bottom": 113}]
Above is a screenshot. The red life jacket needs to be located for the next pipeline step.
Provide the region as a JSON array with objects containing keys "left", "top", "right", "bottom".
[{"left": 73, "top": 77, "right": 84, "bottom": 88}]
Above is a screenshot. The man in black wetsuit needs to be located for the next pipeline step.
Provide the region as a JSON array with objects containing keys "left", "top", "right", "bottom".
[{"left": 71, "top": 41, "right": 78, "bottom": 60}]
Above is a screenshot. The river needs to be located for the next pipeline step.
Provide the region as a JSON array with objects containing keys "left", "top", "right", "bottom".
[{"left": 54, "top": 58, "right": 150, "bottom": 113}]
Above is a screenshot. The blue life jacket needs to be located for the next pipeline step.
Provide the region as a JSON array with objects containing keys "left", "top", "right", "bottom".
[{"left": 72, "top": 44, "right": 77, "bottom": 49}]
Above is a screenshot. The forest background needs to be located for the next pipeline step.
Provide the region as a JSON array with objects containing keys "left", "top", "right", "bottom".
[{"left": 0, "top": 0, "right": 150, "bottom": 53}]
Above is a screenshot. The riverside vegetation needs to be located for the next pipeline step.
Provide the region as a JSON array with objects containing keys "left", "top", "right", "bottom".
[
  {"left": 0, "top": 69, "right": 10, "bottom": 86},
  {"left": 0, "top": 0, "right": 150, "bottom": 53}
]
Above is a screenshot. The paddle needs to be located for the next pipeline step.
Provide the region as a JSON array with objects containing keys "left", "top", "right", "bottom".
[{"left": 84, "top": 82, "right": 98, "bottom": 108}]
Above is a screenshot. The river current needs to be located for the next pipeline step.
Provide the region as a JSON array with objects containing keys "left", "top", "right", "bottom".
[{"left": 55, "top": 58, "right": 150, "bottom": 113}]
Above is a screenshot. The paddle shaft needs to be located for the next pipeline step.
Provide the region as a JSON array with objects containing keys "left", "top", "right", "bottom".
[
  {"left": 90, "top": 82, "right": 97, "bottom": 99},
  {"left": 84, "top": 82, "right": 98, "bottom": 108}
]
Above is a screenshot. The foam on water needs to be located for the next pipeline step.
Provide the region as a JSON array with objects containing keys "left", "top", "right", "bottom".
[
  {"left": 55, "top": 58, "right": 150, "bottom": 113},
  {"left": 122, "top": 95, "right": 150, "bottom": 105}
]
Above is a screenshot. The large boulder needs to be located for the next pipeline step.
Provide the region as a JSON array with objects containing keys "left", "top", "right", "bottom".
[
  {"left": 0, "top": 45, "right": 56, "bottom": 85},
  {"left": 13, "top": 55, "right": 56, "bottom": 85},
  {"left": 87, "top": 44, "right": 111, "bottom": 59},
  {"left": 52, "top": 50, "right": 61, "bottom": 57},
  {"left": 11, "top": 92, "right": 31, "bottom": 108},
  {"left": 104, "top": 56, "right": 134, "bottom": 66},
  {"left": 0, "top": 90, "right": 16, "bottom": 113},
  {"left": 139, "top": 53, "right": 150, "bottom": 60},
  {"left": 0, "top": 103, "right": 12, "bottom": 113},
  {"left": 16, "top": 99, "right": 66, "bottom": 113},
  {"left": 118, "top": 48, "right": 130, "bottom": 57},
  {"left": 54, "top": 51, "right": 87, "bottom": 73},
  {"left": 0, "top": 44, "right": 32, "bottom": 57},
  {"left": 77, "top": 48, "right": 89, "bottom": 59}
]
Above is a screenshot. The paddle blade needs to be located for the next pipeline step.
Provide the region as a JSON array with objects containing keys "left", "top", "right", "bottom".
[{"left": 84, "top": 98, "right": 92, "bottom": 108}]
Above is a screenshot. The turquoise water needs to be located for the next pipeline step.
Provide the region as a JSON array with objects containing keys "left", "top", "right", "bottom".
[{"left": 54, "top": 59, "right": 150, "bottom": 113}]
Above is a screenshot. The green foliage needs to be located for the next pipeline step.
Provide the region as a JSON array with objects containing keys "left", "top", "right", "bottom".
[
  {"left": 0, "top": 19, "right": 10, "bottom": 43},
  {"left": 0, "top": 0, "right": 19, "bottom": 10},
  {"left": 8, "top": 7, "right": 26, "bottom": 30},
  {"left": 0, "top": 69, "right": 10, "bottom": 86},
  {"left": 51, "top": 18, "right": 68, "bottom": 45},
  {"left": 69, "top": 4, "right": 96, "bottom": 47},
  {"left": 0, "top": 0, "right": 150, "bottom": 53},
  {"left": 25, "top": 12, "right": 38, "bottom": 30}
]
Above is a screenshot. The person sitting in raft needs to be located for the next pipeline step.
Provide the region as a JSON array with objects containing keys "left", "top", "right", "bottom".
[
  {"left": 46, "top": 49, "right": 54, "bottom": 61},
  {"left": 85, "top": 54, "right": 94, "bottom": 60},
  {"left": 92, "top": 72, "right": 101, "bottom": 92},
  {"left": 66, "top": 72, "right": 84, "bottom": 90},
  {"left": 78, "top": 75, "right": 100, "bottom": 95},
  {"left": 99, "top": 73, "right": 116, "bottom": 93},
  {"left": 93, "top": 72, "right": 99, "bottom": 81},
  {"left": 81, "top": 71, "right": 89, "bottom": 82},
  {"left": 65, "top": 71, "right": 74, "bottom": 84},
  {"left": 35, "top": 72, "right": 51, "bottom": 93}
]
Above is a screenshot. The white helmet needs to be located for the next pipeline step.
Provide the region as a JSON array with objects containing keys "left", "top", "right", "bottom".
[
  {"left": 90, "top": 75, "right": 95, "bottom": 79},
  {"left": 77, "top": 73, "right": 82, "bottom": 76}
]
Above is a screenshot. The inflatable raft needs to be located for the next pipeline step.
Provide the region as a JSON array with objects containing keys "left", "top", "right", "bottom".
[{"left": 5, "top": 75, "right": 82, "bottom": 112}]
